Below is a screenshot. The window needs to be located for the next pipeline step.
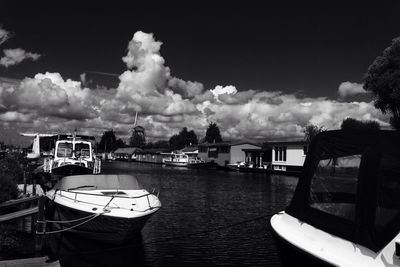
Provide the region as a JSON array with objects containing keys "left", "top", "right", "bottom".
[
  {"left": 75, "top": 143, "right": 90, "bottom": 157},
  {"left": 199, "top": 146, "right": 207, "bottom": 153},
  {"left": 375, "top": 153, "right": 400, "bottom": 231},
  {"left": 208, "top": 147, "right": 218, "bottom": 158},
  {"left": 57, "top": 142, "right": 73, "bottom": 157},
  {"left": 274, "top": 146, "right": 287, "bottom": 161},
  {"left": 218, "top": 146, "right": 230, "bottom": 153},
  {"left": 309, "top": 154, "right": 361, "bottom": 221}
]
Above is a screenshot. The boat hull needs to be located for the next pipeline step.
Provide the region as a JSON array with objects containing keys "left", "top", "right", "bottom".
[
  {"left": 269, "top": 217, "right": 334, "bottom": 267},
  {"left": 46, "top": 199, "right": 154, "bottom": 244},
  {"left": 163, "top": 161, "right": 188, "bottom": 167}
]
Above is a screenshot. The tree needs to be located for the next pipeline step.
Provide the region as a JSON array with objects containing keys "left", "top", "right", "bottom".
[
  {"left": 116, "top": 138, "right": 126, "bottom": 148},
  {"left": 99, "top": 130, "right": 118, "bottom": 152},
  {"left": 364, "top": 37, "right": 400, "bottom": 129},
  {"left": 169, "top": 127, "right": 199, "bottom": 150},
  {"left": 204, "top": 122, "right": 222, "bottom": 143},
  {"left": 341, "top": 118, "right": 380, "bottom": 131},
  {"left": 303, "top": 124, "right": 324, "bottom": 143}
]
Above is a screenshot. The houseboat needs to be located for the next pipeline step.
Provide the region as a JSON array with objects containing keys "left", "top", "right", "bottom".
[
  {"left": 198, "top": 142, "right": 261, "bottom": 167},
  {"left": 270, "top": 130, "right": 400, "bottom": 266}
]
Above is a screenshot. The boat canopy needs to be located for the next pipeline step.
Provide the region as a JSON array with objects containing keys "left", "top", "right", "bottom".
[
  {"left": 286, "top": 130, "right": 400, "bottom": 252},
  {"left": 54, "top": 174, "right": 142, "bottom": 191}
]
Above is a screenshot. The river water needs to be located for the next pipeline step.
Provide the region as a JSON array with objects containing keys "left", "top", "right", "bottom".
[{"left": 46, "top": 161, "right": 298, "bottom": 267}]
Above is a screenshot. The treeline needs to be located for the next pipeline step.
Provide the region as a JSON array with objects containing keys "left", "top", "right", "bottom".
[{"left": 97, "top": 122, "right": 223, "bottom": 152}]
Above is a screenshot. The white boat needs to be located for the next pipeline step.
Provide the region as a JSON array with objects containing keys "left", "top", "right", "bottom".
[
  {"left": 43, "top": 133, "right": 101, "bottom": 182},
  {"left": 270, "top": 130, "right": 400, "bottom": 266},
  {"left": 45, "top": 174, "right": 161, "bottom": 244},
  {"left": 163, "top": 152, "right": 190, "bottom": 167}
]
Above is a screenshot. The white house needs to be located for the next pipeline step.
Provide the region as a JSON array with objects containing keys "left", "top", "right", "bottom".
[
  {"left": 268, "top": 141, "right": 308, "bottom": 172},
  {"left": 198, "top": 142, "right": 261, "bottom": 166}
]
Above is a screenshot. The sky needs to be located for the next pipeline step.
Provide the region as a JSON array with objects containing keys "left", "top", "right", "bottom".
[{"left": 0, "top": 2, "right": 399, "bottom": 146}]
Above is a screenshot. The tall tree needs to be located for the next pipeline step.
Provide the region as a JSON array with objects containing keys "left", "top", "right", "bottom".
[
  {"left": 364, "top": 37, "right": 400, "bottom": 129},
  {"left": 204, "top": 122, "right": 222, "bottom": 143},
  {"left": 99, "top": 130, "right": 118, "bottom": 152},
  {"left": 169, "top": 127, "right": 198, "bottom": 150},
  {"left": 303, "top": 124, "right": 324, "bottom": 143},
  {"left": 341, "top": 118, "right": 380, "bottom": 131}
]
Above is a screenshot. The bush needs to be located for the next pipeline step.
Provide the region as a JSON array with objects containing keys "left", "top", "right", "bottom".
[
  {"left": 0, "top": 156, "right": 24, "bottom": 183},
  {"left": 0, "top": 225, "right": 20, "bottom": 251},
  {"left": 0, "top": 174, "right": 19, "bottom": 203}
]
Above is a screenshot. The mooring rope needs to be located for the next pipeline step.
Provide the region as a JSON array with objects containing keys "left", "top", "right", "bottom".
[
  {"left": 49, "top": 212, "right": 276, "bottom": 257},
  {"left": 36, "top": 212, "right": 103, "bottom": 235}
]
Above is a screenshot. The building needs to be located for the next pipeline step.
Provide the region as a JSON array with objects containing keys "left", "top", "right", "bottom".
[
  {"left": 268, "top": 141, "right": 308, "bottom": 172},
  {"left": 198, "top": 142, "right": 261, "bottom": 166},
  {"left": 136, "top": 149, "right": 169, "bottom": 164},
  {"left": 113, "top": 147, "right": 142, "bottom": 161},
  {"left": 242, "top": 148, "right": 272, "bottom": 168}
]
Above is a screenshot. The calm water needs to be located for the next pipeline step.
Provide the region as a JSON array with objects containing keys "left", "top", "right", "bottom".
[{"left": 46, "top": 161, "right": 298, "bottom": 267}]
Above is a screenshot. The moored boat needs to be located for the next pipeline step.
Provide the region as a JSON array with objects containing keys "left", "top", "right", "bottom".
[
  {"left": 270, "top": 130, "right": 400, "bottom": 266},
  {"left": 163, "top": 152, "right": 190, "bottom": 167},
  {"left": 43, "top": 133, "right": 101, "bottom": 183},
  {"left": 45, "top": 174, "right": 161, "bottom": 244}
]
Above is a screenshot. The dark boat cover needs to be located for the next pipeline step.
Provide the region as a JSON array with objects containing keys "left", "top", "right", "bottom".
[
  {"left": 286, "top": 129, "right": 400, "bottom": 252},
  {"left": 53, "top": 174, "right": 142, "bottom": 191}
]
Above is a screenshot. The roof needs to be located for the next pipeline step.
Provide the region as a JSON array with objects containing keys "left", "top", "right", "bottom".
[
  {"left": 198, "top": 141, "right": 260, "bottom": 148},
  {"left": 181, "top": 146, "right": 198, "bottom": 153},
  {"left": 136, "top": 148, "right": 170, "bottom": 154},
  {"left": 113, "top": 147, "right": 141, "bottom": 154},
  {"left": 265, "top": 140, "right": 308, "bottom": 146},
  {"left": 242, "top": 148, "right": 271, "bottom": 152}
]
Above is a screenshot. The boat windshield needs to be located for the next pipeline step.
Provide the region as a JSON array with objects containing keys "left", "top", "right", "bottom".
[
  {"left": 54, "top": 174, "right": 143, "bottom": 191},
  {"left": 75, "top": 143, "right": 91, "bottom": 158},
  {"left": 57, "top": 142, "right": 73, "bottom": 157},
  {"left": 309, "top": 154, "right": 361, "bottom": 221}
]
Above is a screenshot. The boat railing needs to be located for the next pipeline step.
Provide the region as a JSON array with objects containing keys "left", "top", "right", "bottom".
[
  {"left": 43, "top": 158, "right": 53, "bottom": 173},
  {"left": 93, "top": 158, "right": 101, "bottom": 174},
  {"left": 60, "top": 189, "right": 160, "bottom": 211}
]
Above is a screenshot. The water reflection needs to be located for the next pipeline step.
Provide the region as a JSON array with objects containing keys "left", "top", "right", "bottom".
[{"left": 46, "top": 161, "right": 298, "bottom": 266}]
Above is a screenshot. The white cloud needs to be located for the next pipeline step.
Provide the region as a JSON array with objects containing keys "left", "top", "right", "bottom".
[
  {"left": 338, "top": 81, "right": 367, "bottom": 98},
  {"left": 0, "top": 31, "right": 391, "bottom": 145},
  {"left": 0, "top": 48, "right": 41, "bottom": 67},
  {"left": 0, "top": 27, "right": 11, "bottom": 45}
]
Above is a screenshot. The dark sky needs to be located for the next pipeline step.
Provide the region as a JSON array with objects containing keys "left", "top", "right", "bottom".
[{"left": 1, "top": 1, "right": 400, "bottom": 98}]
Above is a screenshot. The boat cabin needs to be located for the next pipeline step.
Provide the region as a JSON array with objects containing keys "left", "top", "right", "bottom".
[
  {"left": 54, "top": 140, "right": 93, "bottom": 161},
  {"left": 286, "top": 130, "right": 400, "bottom": 252}
]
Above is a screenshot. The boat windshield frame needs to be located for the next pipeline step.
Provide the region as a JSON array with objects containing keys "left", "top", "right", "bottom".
[{"left": 286, "top": 130, "right": 400, "bottom": 252}]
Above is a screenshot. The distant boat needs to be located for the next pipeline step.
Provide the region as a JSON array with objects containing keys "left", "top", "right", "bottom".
[
  {"left": 163, "top": 152, "right": 190, "bottom": 167},
  {"left": 42, "top": 132, "right": 101, "bottom": 182},
  {"left": 270, "top": 130, "right": 400, "bottom": 266},
  {"left": 45, "top": 174, "right": 161, "bottom": 244}
]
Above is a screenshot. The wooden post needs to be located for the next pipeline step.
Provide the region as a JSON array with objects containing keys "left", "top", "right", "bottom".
[
  {"left": 33, "top": 178, "right": 36, "bottom": 196},
  {"left": 23, "top": 171, "right": 27, "bottom": 195},
  {"left": 35, "top": 196, "right": 45, "bottom": 256}
]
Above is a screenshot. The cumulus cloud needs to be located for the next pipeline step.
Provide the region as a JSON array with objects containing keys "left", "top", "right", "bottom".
[
  {"left": 0, "top": 27, "right": 11, "bottom": 45},
  {"left": 0, "top": 31, "right": 391, "bottom": 144},
  {"left": 0, "top": 48, "right": 41, "bottom": 67},
  {"left": 0, "top": 26, "right": 41, "bottom": 68},
  {"left": 338, "top": 81, "right": 367, "bottom": 98}
]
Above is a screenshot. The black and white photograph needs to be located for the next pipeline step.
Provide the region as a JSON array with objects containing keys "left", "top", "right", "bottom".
[{"left": 1, "top": 2, "right": 400, "bottom": 266}]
